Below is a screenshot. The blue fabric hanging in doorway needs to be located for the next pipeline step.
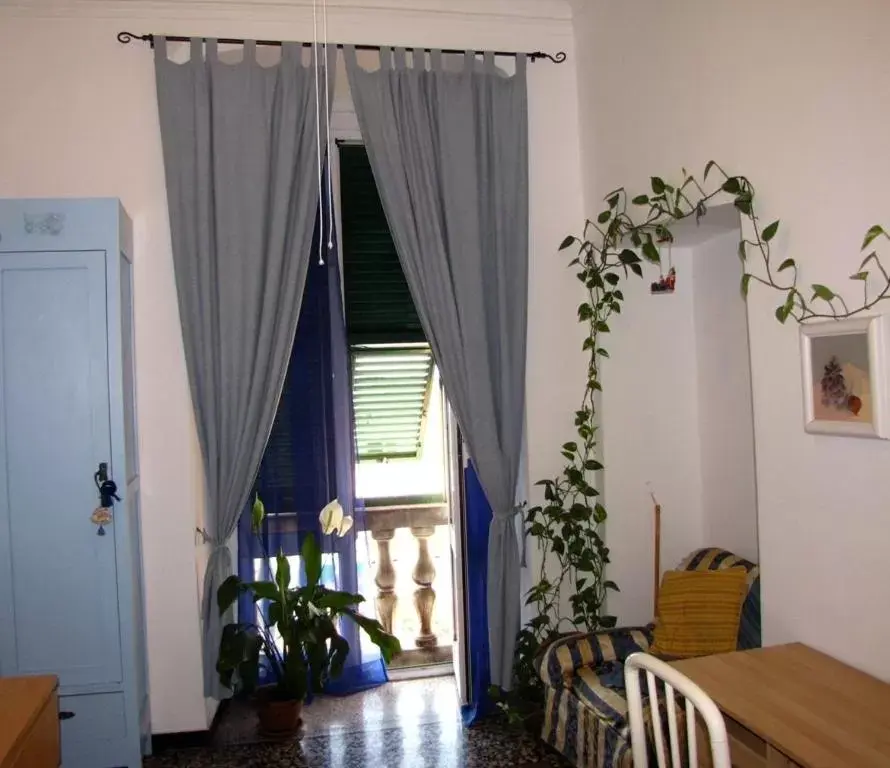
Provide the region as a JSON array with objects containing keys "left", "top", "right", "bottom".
[
  {"left": 461, "top": 462, "right": 496, "bottom": 725},
  {"left": 236, "top": 192, "right": 388, "bottom": 696}
]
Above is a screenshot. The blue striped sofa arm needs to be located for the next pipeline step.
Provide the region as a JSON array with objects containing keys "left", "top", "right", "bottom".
[{"left": 535, "top": 626, "right": 654, "bottom": 689}]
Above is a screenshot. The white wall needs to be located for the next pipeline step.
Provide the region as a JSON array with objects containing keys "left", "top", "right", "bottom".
[
  {"left": 0, "top": 0, "right": 583, "bottom": 731},
  {"left": 693, "top": 232, "right": 759, "bottom": 562},
  {"left": 574, "top": 0, "right": 890, "bottom": 680}
]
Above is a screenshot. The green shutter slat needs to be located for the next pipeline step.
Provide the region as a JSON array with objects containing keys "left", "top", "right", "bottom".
[{"left": 351, "top": 344, "right": 434, "bottom": 462}]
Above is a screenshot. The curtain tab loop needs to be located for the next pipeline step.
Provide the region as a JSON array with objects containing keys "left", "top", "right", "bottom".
[
  {"left": 155, "top": 35, "right": 168, "bottom": 61},
  {"left": 515, "top": 52, "right": 527, "bottom": 79},
  {"left": 381, "top": 46, "right": 394, "bottom": 71},
  {"left": 483, "top": 50, "right": 495, "bottom": 74}
]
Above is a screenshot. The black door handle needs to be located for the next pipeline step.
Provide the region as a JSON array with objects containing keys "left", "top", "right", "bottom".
[{"left": 58, "top": 711, "right": 76, "bottom": 720}]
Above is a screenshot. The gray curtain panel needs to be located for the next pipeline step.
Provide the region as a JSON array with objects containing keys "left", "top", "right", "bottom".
[
  {"left": 154, "top": 38, "right": 335, "bottom": 698},
  {"left": 344, "top": 47, "right": 529, "bottom": 689}
]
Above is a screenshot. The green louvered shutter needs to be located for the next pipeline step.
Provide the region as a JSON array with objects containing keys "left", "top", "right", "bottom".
[
  {"left": 340, "top": 144, "right": 433, "bottom": 461},
  {"left": 351, "top": 345, "right": 434, "bottom": 461},
  {"left": 340, "top": 144, "right": 425, "bottom": 345}
]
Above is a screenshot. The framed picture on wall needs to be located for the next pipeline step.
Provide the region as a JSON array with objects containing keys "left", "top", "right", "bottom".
[{"left": 800, "top": 315, "right": 890, "bottom": 438}]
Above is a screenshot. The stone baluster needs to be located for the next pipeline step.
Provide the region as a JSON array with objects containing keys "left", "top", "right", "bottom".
[
  {"left": 371, "top": 529, "right": 397, "bottom": 637},
  {"left": 410, "top": 526, "right": 438, "bottom": 648}
]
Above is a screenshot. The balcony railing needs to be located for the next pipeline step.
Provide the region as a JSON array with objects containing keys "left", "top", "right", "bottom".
[{"left": 364, "top": 502, "right": 453, "bottom": 668}]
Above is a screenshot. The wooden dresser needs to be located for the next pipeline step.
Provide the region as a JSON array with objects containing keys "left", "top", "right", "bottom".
[
  {"left": 0, "top": 676, "right": 59, "bottom": 768},
  {"left": 671, "top": 643, "right": 890, "bottom": 767}
]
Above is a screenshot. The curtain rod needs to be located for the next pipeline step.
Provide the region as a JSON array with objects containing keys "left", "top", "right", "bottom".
[{"left": 116, "top": 32, "right": 567, "bottom": 64}]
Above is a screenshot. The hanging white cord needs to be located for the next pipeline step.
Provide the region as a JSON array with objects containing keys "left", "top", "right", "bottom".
[
  {"left": 322, "top": 0, "right": 335, "bottom": 252},
  {"left": 312, "top": 0, "right": 325, "bottom": 265}
]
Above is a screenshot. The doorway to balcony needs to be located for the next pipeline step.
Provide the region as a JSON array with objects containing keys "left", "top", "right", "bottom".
[
  {"left": 354, "top": 360, "right": 455, "bottom": 674},
  {"left": 340, "top": 144, "right": 468, "bottom": 693}
]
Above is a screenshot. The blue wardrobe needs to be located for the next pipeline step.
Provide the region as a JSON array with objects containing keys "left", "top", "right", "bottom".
[{"left": 0, "top": 199, "right": 150, "bottom": 767}]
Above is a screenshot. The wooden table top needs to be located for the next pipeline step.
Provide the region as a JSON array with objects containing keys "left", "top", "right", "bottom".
[
  {"left": 671, "top": 643, "right": 890, "bottom": 768},
  {"left": 0, "top": 676, "right": 58, "bottom": 766}
]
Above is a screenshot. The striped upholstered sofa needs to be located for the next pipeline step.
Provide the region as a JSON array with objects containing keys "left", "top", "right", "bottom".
[{"left": 534, "top": 548, "right": 761, "bottom": 768}]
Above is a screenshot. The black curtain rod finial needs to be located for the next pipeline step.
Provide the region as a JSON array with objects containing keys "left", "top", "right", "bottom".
[
  {"left": 117, "top": 31, "right": 154, "bottom": 46},
  {"left": 116, "top": 30, "right": 566, "bottom": 63},
  {"left": 529, "top": 51, "right": 567, "bottom": 64}
]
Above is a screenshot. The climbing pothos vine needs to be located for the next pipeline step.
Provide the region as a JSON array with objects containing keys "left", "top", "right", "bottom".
[{"left": 509, "top": 159, "right": 890, "bottom": 703}]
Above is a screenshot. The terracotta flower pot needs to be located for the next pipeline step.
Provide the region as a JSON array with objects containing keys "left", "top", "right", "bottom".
[{"left": 255, "top": 688, "right": 304, "bottom": 737}]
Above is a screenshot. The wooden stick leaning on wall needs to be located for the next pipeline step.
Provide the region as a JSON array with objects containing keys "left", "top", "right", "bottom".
[{"left": 651, "top": 491, "right": 662, "bottom": 613}]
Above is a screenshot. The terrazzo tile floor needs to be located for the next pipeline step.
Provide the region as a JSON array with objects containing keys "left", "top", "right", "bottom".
[{"left": 146, "top": 676, "right": 567, "bottom": 767}]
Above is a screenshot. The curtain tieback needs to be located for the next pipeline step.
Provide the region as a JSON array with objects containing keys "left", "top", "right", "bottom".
[
  {"left": 493, "top": 506, "right": 528, "bottom": 568},
  {"left": 196, "top": 528, "right": 230, "bottom": 557},
  {"left": 513, "top": 504, "right": 527, "bottom": 568}
]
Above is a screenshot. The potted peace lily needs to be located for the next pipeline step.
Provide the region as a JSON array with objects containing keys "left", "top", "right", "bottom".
[{"left": 216, "top": 496, "right": 400, "bottom": 735}]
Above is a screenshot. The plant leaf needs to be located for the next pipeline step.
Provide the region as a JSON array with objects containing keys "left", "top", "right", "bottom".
[
  {"left": 641, "top": 242, "right": 660, "bottom": 263},
  {"left": 217, "top": 575, "right": 244, "bottom": 615},
  {"left": 740, "top": 273, "right": 751, "bottom": 297},
  {"left": 778, "top": 258, "right": 795, "bottom": 272},
  {"left": 629, "top": 262, "right": 643, "bottom": 277},
  {"left": 738, "top": 240, "right": 746, "bottom": 261},
  {"left": 632, "top": 194, "right": 649, "bottom": 205},
  {"left": 597, "top": 210, "right": 611, "bottom": 224},
  {"left": 722, "top": 177, "right": 741, "bottom": 194},
  {"left": 302, "top": 533, "right": 322, "bottom": 589},
  {"left": 607, "top": 193, "right": 620, "bottom": 209},
  {"left": 762, "top": 220, "right": 779, "bottom": 242},
  {"left": 775, "top": 304, "right": 790, "bottom": 324},
  {"left": 245, "top": 581, "right": 280, "bottom": 602},
  {"left": 346, "top": 610, "right": 401, "bottom": 664},
  {"left": 861, "top": 224, "right": 885, "bottom": 250},
  {"left": 651, "top": 176, "right": 666, "bottom": 194},
  {"left": 275, "top": 550, "right": 292, "bottom": 594},
  {"left": 850, "top": 271, "right": 869, "bottom": 281},
  {"left": 251, "top": 494, "right": 266, "bottom": 535},
  {"left": 314, "top": 588, "right": 364, "bottom": 612},
  {"left": 811, "top": 283, "right": 835, "bottom": 301},
  {"left": 704, "top": 160, "right": 717, "bottom": 179},
  {"left": 619, "top": 249, "right": 640, "bottom": 264},
  {"left": 559, "top": 235, "right": 576, "bottom": 250},
  {"left": 327, "top": 633, "right": 350, "bottom": 680}
]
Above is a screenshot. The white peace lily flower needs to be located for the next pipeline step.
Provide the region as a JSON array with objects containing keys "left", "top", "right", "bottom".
[
  {"left": 337, "top": 515, "right": 354, "bottom": 537},
  {"left": 319, "top": 499, "right": 344, "bottom": 535}
]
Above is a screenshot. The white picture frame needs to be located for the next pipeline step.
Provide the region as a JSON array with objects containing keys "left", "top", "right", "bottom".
[{"left": 800, "top": 315, "right": 890, "bottom": 438}]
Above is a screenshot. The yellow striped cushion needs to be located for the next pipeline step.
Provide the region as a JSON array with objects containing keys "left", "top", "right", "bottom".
[{"left": 650, "top": 567, "right": 747, "bottom": 659}]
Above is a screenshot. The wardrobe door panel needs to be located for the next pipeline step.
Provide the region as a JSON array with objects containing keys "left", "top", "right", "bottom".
[{"left": 0, "top": 250, "right": 121, "bottom": 689}]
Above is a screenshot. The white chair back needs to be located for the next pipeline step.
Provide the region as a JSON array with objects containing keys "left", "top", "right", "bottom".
[{"left": 624, "top": 653, "right": 731, "bottom": 768}]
